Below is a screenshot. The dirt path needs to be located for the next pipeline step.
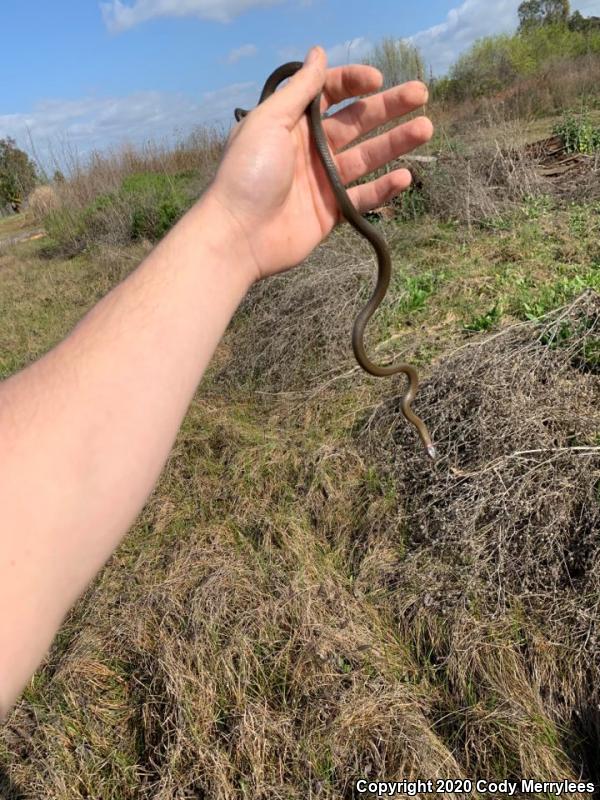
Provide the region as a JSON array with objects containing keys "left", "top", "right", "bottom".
[{"left": 0, "top": 227, "right": 46, "bottom": 250}]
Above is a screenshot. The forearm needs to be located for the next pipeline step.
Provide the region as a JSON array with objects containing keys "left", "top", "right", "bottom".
[{"left": 0, "top": 192, "right": 253, "bottom": 719}]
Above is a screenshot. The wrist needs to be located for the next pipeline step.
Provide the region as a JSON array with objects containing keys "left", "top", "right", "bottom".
[{"left": 192, "top": 187, "right": 261, "bottom": 289}]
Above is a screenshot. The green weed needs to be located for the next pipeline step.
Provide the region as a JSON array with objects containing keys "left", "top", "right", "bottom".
[
  {"left": 396, "top": 185, "right": 428, "bottom": 220},
  {"left": 522, "top": 194, "right": 553, "bottom": 221},
  {"left": 463, "top": 301, "right": 503, "bottom": 332},
  {"left": 553, "top": 109, "right": 600, "bottom": 154},
  {"left": 515, "top": 274, "right": 592, "bottom": 320},
  {"left": 396, "top": 271, "right": 441, "bottom": 313}
]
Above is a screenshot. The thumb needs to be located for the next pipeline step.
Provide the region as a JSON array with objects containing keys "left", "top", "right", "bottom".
[{"left": 266, "top": 46, "right": 327, "bottom": 129}]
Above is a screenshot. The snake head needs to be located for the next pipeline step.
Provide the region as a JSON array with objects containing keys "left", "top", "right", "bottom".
[{"left": 426, "top": 444, "right": 437, "bottom": 461}]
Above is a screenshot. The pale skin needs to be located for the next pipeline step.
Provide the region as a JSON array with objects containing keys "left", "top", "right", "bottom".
[{"left": 0, "top": 45, "right": 432, "bottom": 720}]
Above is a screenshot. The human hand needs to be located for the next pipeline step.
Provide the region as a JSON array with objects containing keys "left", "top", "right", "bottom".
[{"left": 206, "top": 45, "right": 433, "bottom": 285}]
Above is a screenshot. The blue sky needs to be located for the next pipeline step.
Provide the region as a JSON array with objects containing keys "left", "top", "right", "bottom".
[{"left": 1, "top": 0, "right": 598, "bottom": 170}]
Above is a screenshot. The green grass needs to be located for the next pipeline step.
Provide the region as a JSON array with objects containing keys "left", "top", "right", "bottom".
[{"left": 334, "top": 199, "right": 599, "bottom": 383}]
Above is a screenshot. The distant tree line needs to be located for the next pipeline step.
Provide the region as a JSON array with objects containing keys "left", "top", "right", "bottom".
[
  {"left": 361, "top": 2, "right": 599, "bottom": 107},
  {"left": 429, "top": 0, "right": 600, "bottom": 103},
  {"left": 518, "top": 0, "right": 600, "bottom": 32}
]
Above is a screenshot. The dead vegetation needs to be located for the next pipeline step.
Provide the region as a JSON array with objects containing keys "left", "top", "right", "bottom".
[
  {"left": 522, "top": 134, "right": 600, "bottom": 201},
  {"left": 35, "top": 128, "right": 227, "bottom": 258},
  {"left": 2, "top": 254, "right": 598, "bottom": 795},
  {"left": 51, "top": 128, "right": 226, "bottom": 211},
  {"left": 411, "top": 129, "right": 548, "bottom": 227},
  {"left": 27, "top": 185, "right": 60, "bottom": 222},
  {"left": 212, "top": 226, "right": 371, "bottom": 393},
  {"left": 404, "top": 120, "right": 600, "bottom": 228},
  {"left": 356, "top": 290, "right": 600, "bottom": 784}
]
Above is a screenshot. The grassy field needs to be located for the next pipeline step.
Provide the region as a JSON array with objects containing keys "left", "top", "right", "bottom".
[{"left": 1, "top": 96, "right": 600, "bottom": 798}]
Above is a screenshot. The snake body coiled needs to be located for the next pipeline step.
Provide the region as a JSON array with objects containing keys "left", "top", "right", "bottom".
[{"left": 235, "top": 62, "right": 436, "bottom": 460}]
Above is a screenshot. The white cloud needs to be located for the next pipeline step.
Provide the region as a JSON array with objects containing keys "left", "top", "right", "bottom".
[
  {"left": 0, "top": 83, "right": 257, "bottom": 170},
  {"left": 325, "top": 37, "right": 373, "bottom": 67},
  {"left": 409, "top": 0, "right": 599, "bottom": 78},
  {"left": 409, "top": 0, "right": 518, "bottom": 77},
  {"left": 227, "top": 43, "right": 258, "bottom": 63},
  {"left": 100, "top": 0, "right": 284, "bottom": 31}
]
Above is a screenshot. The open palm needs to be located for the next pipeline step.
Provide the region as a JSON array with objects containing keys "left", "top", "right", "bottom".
[{"left": 207, "top": 45, "right": 433, "bottom": 284}]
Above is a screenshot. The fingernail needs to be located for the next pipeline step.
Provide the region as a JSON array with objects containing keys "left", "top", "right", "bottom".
[{"left": 304, "top": 46, "right": 320, "bottom": 66}]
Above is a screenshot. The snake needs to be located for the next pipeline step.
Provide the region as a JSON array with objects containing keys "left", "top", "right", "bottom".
[{"left": 235, "top": 62, "right": 436, "bottom": 460}]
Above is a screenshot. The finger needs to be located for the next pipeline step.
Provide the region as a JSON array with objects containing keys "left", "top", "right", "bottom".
[
  {"left": 319, "top": 64, "right": 384, "bottom": 113},
  {"left": 259, "top": 45, "right": 328, "bottom": 129},
  {"left": 324, "top": 81, "right": 429, "bottom": 152},
  {"left": 335, "top": 116, "right": 433, "bottom": 186},
  {"left": 346, "top": 169, "right": 413, "bottom": 215}
]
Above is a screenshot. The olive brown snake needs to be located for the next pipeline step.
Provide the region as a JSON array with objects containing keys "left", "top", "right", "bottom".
[{"left": 235, "top": 62, "right": 436, "bottom": 460}]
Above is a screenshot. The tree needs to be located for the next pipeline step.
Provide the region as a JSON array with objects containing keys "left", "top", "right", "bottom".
[
  {"left": 568, "top": 9, "right": 585, "bottom": 30},
  {"left": 519, "top": 0, "right": 542, "bottom": 32},
  {"left": 518, "top": 0, "right": 570, "bottom": 31},
  {"left": 448, "top": 35, "right": 517, "bottom": 100},
  {"left": 568, "top": 10, "right": 600, "bottom": 31},
  {"left": 0, "top": 137, "right": 38, "bottom": 212},
  {"left": 364, "top": 37, "right": 426, "bottom": 91}
]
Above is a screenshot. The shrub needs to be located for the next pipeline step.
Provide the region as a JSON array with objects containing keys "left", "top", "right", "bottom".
[
  {"left": 121, "top": 172, "right": 189, "bottom": 241},
  {"left": 364, "top": 37, "right": 426, "bottom": 88},
  {"left": 130, "top": 195, "right": 185, "bottom": 241},
  {"left": 120, "top": 172, "right": 185, "bottom": 196},
  {"left": 44, "top": 171, "right": 192, "bottom": 254},
  {"left": 448, "top": 35, "right": 518, "bottom": 101},
  {"left": 553, "top": 109, "right": 600, "bottom": 154}
]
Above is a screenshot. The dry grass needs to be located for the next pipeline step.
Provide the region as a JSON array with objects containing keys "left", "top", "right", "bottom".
[
  {"left": 52, "top": 127, "right": 226, "bottom": 212},
  {"left": 5, "top": 526, "right": 464, "bottom": 798},
  {"left": 1, "top": 57, "right": 600, "bottom": 798},
  {"left": 356, "top": 291, "right": 600, "bottom": 783},
  {"left": 2, "top": 233, "right": 598, "bottom": 794},
  {"left": 412, "top": 119, "right": 550, "bottom": 227},
  {"left": 27, "top": 185, "right": 60, "bottom": 223},
  {"left": 0, "top": 211, "right": 36, "bottom": 240},
  {"left": 213, "top": 225, "right": 372, "bottom": 393},
  {"left": 38, "top": 127, "right": 227, "bottom": 257}
]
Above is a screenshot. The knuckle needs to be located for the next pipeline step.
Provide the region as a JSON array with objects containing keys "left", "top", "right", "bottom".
[{"left": 362, "top": 143, "right": 378, "bottom": 172}]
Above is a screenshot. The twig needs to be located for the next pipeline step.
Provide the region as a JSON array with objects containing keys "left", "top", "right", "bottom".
[{"left": 450, "top": 446, "right": 600, "bottom": 479}]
